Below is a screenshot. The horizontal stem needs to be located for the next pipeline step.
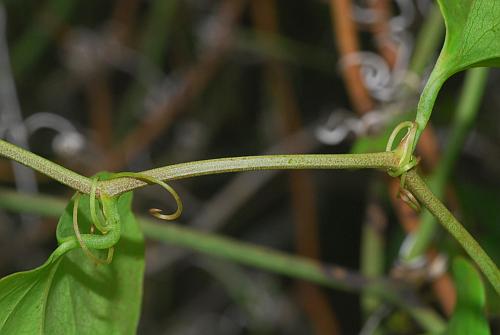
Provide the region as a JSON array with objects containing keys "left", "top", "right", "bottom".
[
  {"left": 0, "top": 187, "right": 66, "bottom": 215},
  {"left": 140, "top": 221, "right": 444, "bottom": 331},
  {"left": 0, "top": 139, "right": 91, "bottom": 194},
  {"left": 0, "top": 139, "right": 399, "bottom": 197},
  {"left": 0, "top": 188, "right": 402, "bottom": 297},
  {"left": 140, "top": 219, "right": 401, "bottom": 296},
  {"left": 100, "top": 152, "right": 399, "bottom": 196},
  {"left": 0, "top": 189, "right": 394, "bottom": 296},
  {"left": 0, "top": 188, "right": 397, "bottom": 293},
  {"left": 405, "top": 170, "right": 500, "bottom": 294}
]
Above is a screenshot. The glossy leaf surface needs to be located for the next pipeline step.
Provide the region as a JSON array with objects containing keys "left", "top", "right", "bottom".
[
  {"left": 415, "top": 0, "right": 500, "bottom": 143},
  {"left": 437, "top": 0, "right": 500, "bottom": 75},
  {"left": 0, "top": 191, "right": 144, "bottom": 335}
]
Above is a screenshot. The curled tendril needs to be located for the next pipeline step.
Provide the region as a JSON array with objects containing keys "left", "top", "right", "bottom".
[
  {"left": 90, "top": 176, "right": 108, "bottom": 233},
  {"left": 72, "top": 172, "right": 182, "bottom": 264},
  {"left": 72, "top": 191, "right": 114, "bottom": 265},
  {"left": 386, "top": 121, "right": 421, "bottom": 212},
  {"left": 110, "top": 172, "right": 183, "bottom": 221}
]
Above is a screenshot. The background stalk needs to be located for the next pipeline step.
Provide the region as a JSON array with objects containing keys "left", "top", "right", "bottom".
[{"left": 0, "top": 188, "right": 445, "bottom": 332}]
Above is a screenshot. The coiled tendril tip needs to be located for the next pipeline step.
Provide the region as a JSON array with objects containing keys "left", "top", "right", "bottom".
[
  {"left": 111, "top": 172, "right": 183, "bottom": 221},
  {"left": 73, "top": 172, "right": 183, "bottom": 265}
]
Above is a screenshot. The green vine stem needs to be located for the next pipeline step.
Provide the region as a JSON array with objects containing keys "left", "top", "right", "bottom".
[
  {"left": 0, "top": 188, "right": 445, "bottom": 332},
  {"left": 0, "top": 139, "right": 399, "bottom": 196},
  {"left": 100, "top": 153, "right": 399, "bottom": 196},
  {"left": 404, "top": 169, "right": 500, "bottom": 294},
  {"left": 413, "top": 63, "right": 448, "bottom": 150},
  {"left": 0, "top": 139, "right": 91, "bottom": 194},
  {"left": 403, "top": 68, "right": 489, "bottom": 261},
  {"left": 0, "top": 138, "right": 497, "bottom": 294}
]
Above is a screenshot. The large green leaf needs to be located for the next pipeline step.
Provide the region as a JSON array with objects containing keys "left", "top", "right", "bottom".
[
  {"left": 437, "top": 0, "right": 500, "bottom": 74},
  {"left": 0, "top": 191, "right": 144, "bottom": 334},
  {"left": 445, "top": 257, "right": 490, "bottom": 335},
  {"left": 415, "top": 0, "right": 500, "bottom": 144}
]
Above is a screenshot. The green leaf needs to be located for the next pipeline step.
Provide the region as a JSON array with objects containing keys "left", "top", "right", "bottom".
[
  {"left": 415, "top": 0, "right": 500, "bottom": 145},
  {"left": 437, "top": 0, "right": 500, "bottom": 74},
  {"left": 446, "top": 257, "right": 490, "bottom": 335},
  {"left": 0, "top": 191, "right": 144, "bottom": 334}
]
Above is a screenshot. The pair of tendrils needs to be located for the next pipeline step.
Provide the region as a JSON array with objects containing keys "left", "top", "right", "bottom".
[
  {"left": 386, "top": 121, "right": 421, "bottom": 211},
  {"left": 72, "top": 173, "right": 183, "bottom": 264}
]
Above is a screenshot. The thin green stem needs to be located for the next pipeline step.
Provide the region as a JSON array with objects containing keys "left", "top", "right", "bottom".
[
  {"left": 0, "top": 139, "right": 399, "bottom": 197},
  {"left": 405, "top": 170, "right": 500, "bottom": 294},
  {"left": 0, "top": 136, "right": 495, "bottom": 298},
  {"left": 414, "top": 64, "right": 448, "bottom": 149},
  {"left": 404, "top": 68, "right": 489, "bottom": 261},
  {"left": 0, "top": 187, "right": 66, "bottom": 215},
  {"left": 140, "top": 219, "right": 399, "bottom": 297},
  {"left": 100, "top": 152, "right": 400, "bottom": 196},
  {"left": 140, "top": 219, "right": 444, "bottom": 331},
  {"left": 0, "top": 139, "right": 92, "bottom": 194}
]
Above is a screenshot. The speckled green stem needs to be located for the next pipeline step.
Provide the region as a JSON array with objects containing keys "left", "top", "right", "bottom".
[
  {"left": 1, "top": 135, "right": 495, "bottom": 299},
  {"left": 0, "top": 139, "right": 91, "bottom": 194},
  {"left": 100, "top": 152, "right": 399, "bottom": 196},
  {"left": 0, "top": 139, "right": 399, "bottom": 196},
  {"left": 405, "top": 169, "right": 500, "bottom": 294}
]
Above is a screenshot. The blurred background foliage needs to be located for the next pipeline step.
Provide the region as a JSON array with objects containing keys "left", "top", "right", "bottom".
[{"left": 0, "top": 0, "right": 499, "bottom": 334}]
